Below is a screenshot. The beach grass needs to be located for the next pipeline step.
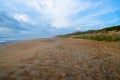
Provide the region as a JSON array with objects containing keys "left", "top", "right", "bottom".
[{"left": 72, "top": 32, "right": 120, "bottom": 41}]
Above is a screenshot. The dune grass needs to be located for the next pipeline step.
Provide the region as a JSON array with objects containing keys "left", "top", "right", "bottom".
[
  {"left": 59, "top": 25, "right": 120, "bottom": 41},
  {"left": 72, "top": 33, "right": 120, "bottom": 41}
]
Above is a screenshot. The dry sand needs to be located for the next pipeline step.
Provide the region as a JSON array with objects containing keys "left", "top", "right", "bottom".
[{"left": 0, "top": 38, "right": 120, "bottom": 80}]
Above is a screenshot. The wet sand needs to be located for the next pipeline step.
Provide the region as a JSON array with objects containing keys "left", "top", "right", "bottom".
[{"left": 0, "top": 38, "right": 120, "bottom": 80}]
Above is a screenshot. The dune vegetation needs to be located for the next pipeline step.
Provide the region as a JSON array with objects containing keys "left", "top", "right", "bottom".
[{"left": 59, "top": 25, "right": 120, "bottom": 41}]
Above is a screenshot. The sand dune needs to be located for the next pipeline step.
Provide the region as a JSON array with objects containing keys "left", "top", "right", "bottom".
[{"left": 0, "top": 38, "right": 120, "bottom": 80}]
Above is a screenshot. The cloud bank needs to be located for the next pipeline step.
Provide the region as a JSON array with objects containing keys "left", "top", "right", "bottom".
[
  {"left": 27, "top": 0, "right": 120, "bottom": 28},
  {"left": 0, "top": 0, "right": 120, "bottom": 38}
]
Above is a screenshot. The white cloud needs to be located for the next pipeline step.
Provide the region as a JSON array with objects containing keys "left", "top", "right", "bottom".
[
  {"left": 26, "top": 0, "right": 118, "bottom": 29},
  {"left": 1, "top": 0, "right": 119, "bottom": 30},
  {"left": 71, "top": 6, "right": 119, "bottom": 30},
  {"left": 14, "top": 13, "right": 31, "bottom": 23},
  {"left": 28, "top": 0, "right": 91, "bottom": 28},
  {"left": 76, "top": 27, "right": 81, "bottom": 30},
  {"left": 0, "top": 27, "right": 13, "bottom": 32}
]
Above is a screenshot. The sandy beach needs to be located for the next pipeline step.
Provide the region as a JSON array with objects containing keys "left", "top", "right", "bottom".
[{"left": 0, "top": 38, "right": 120, "bottom": 80}]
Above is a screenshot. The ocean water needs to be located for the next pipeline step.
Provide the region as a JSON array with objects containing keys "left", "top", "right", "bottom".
[
  {"left": 0, "top": 36, "right": 48, "bottom": 45},
  {"left": 0, "top": 37, "right": 24, "bottom": 45}
]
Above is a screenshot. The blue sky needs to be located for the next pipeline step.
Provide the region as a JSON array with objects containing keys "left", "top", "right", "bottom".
[{"left": 0, "top": 0, "right": 120, "bottom": 38}]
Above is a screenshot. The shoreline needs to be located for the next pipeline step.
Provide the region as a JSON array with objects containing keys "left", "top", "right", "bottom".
[
  {"left": 0, "top": 37, "right": 51, "bottom": 46},
  {"left": 0, "top": 40, "right": 21, "bottom": 46}
]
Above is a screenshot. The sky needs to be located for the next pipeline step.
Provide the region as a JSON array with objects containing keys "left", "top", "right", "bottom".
[{"left": 0, "top": 0, "right": 120, "bottom": 39}]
